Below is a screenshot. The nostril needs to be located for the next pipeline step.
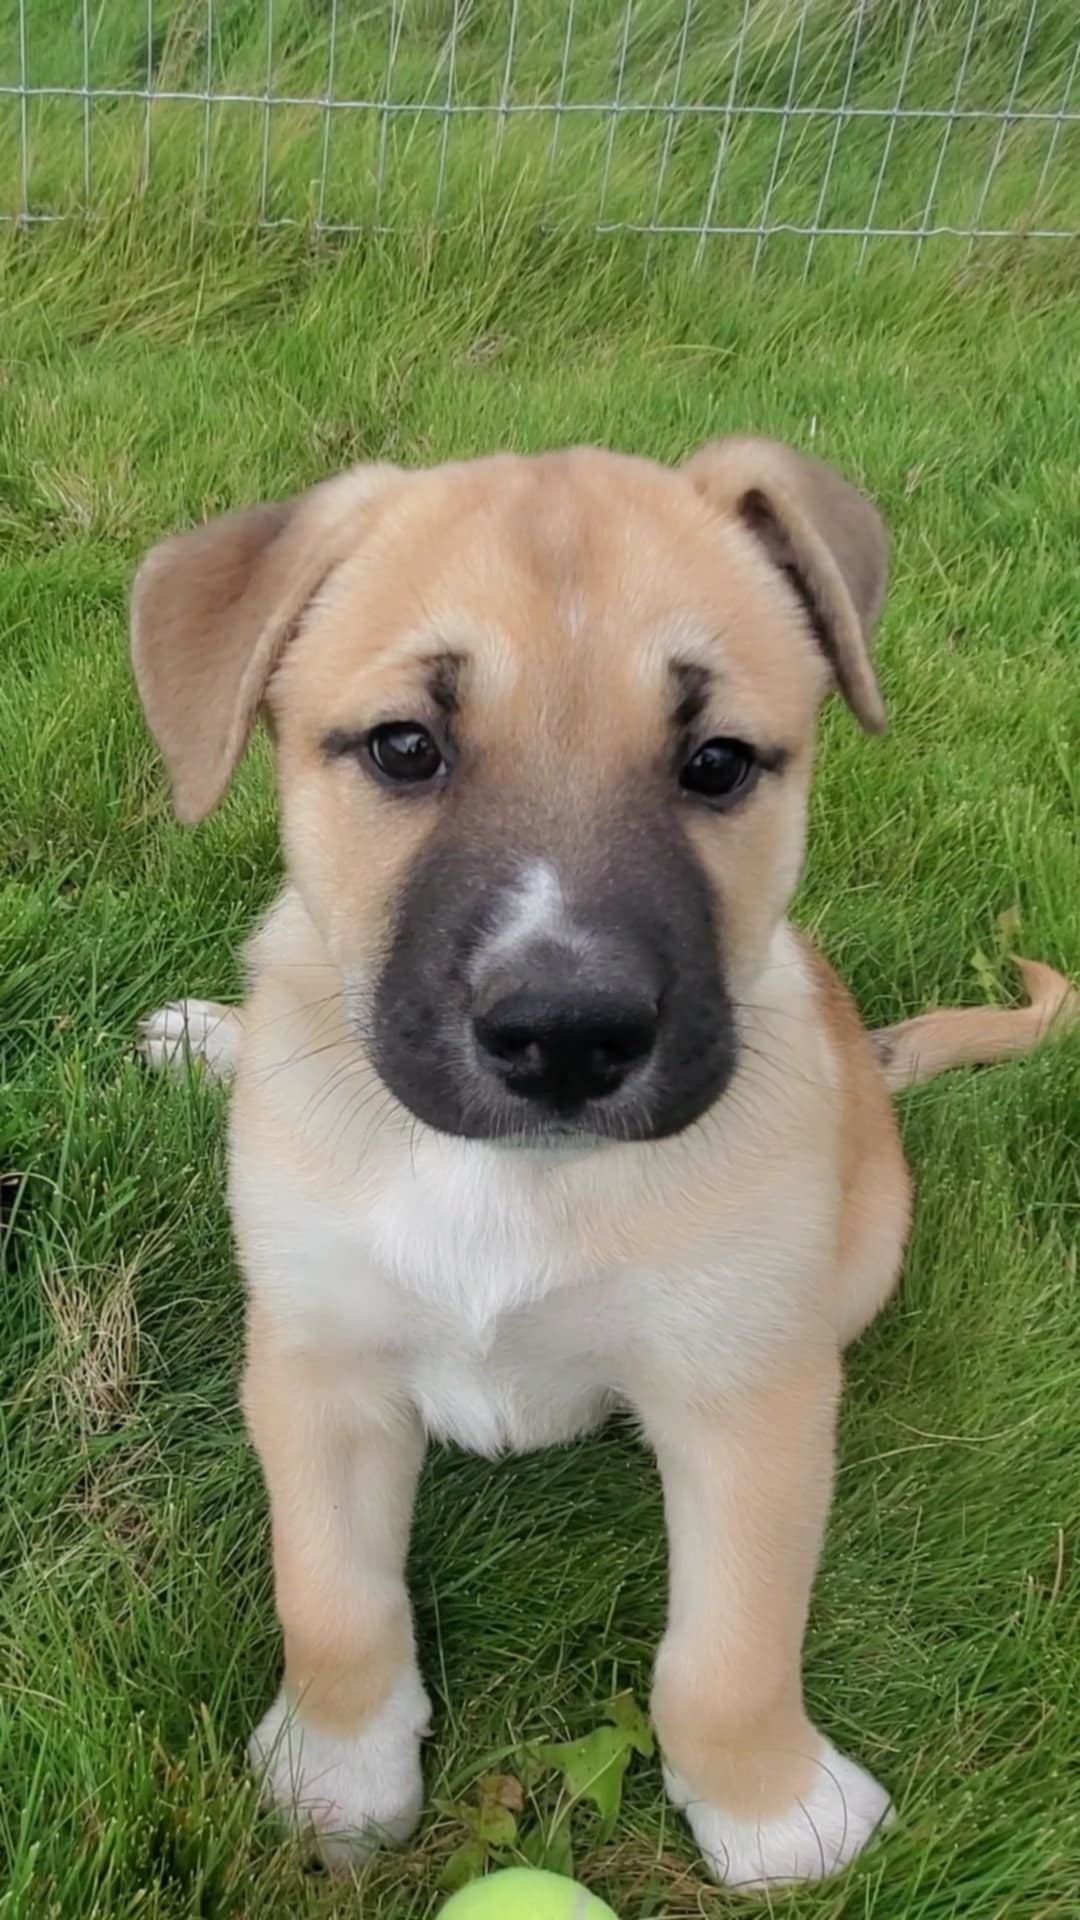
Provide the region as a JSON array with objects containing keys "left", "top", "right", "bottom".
[
  {"left": 592, "top": 1011, "right": 657, "bottom": 1067},
  {"left": 478, "top": 1020, "right": 544, "bottom": 1069},
  {"left": 472, "top": 1006, "right": 535, "bottom": 1062}
]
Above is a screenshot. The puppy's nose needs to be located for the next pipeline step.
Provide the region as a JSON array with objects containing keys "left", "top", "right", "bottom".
[{"left": 474, "top": 986, "right": 659, "bottom": 1108}]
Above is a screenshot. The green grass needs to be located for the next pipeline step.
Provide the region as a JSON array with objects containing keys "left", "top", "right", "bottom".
[
  {"left": 3, "top": 8, "right": 1080, "bottom": 1917},
  {"left": 4, "top": 0, "right": 1080, "bottom": 243}
]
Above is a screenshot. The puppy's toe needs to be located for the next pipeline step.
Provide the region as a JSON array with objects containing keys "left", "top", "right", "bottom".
[
  {"left": 667, "top": 1739, "right": 893, "bottom": 1889},
  {"left": 137, "top": 1000, "right": 240, "bottom": 1079},
  {"left": 249, "top": 1672, "right": 430, "bottom": 1870}
]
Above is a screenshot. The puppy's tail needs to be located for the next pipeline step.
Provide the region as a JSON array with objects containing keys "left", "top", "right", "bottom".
[{"left": 871, "top": 956, "right": 1079, "bottom": 1093}]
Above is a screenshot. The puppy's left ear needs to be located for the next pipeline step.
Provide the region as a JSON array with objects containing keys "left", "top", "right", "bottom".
[
  {"left": 685, "top": 437, "right": 889, "bottom": 732},
  {"left": 131, "top": 464, "right": 398, "bottom": 822}
]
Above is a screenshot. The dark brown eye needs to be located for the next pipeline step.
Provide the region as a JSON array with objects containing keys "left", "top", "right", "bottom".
[
  {"left": 680, "top": 737, "right": 759, "bottom": 807},
  {"left": 368, "top": 722, "right": 446, "bottom": 786}
]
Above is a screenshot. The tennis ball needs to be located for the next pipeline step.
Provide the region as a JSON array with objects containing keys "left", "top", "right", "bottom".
[{"left": 439, "top": 1866, "right": 619, "bottom": 1919}]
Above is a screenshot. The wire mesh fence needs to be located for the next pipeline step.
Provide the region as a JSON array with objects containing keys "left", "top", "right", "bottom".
[{"left": 2, "top": 1, "right": 1079, "bottom": 261}]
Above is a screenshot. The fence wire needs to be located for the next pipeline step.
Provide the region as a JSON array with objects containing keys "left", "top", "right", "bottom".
[{"left": 2, "top": 1, "right": 1078, "bottom": 259}]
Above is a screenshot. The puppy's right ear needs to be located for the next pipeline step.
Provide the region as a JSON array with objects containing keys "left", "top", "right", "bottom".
[{"left": 131, "top": 465, "right": 396, "bottom": 822}]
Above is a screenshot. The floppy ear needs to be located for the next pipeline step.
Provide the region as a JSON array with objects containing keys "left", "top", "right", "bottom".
[
  {"left": 684, "top": 436, "right": 889, "bottom": 732},
  {"left": 130, "top": 464, "right": 397, "bottom": 822}
]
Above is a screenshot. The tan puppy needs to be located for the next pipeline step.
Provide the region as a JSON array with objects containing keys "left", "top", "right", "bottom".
[{"left": 132, "top": 443, "right": 1076, "bottom": 1888}]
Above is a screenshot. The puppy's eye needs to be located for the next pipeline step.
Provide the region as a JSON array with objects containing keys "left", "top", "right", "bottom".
[
  {"left": 680, "top": 737, "right": 759, "bottom": 808},
  {"left": 368, "top": 722, "right": 446, "bottom": 786}
]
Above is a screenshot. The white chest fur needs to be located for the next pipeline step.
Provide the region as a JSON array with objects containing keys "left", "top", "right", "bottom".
[
  {"left": 232, "top": 1110, "right": 833, "bottom": 1457},
  {"left": 234, "top": 1130, "right": 638, "bottom": 1453}
]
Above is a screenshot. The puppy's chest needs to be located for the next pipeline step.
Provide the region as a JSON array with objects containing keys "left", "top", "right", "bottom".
[
  {"left": 291, "top": 1149, "right": 628, "bottom": 1455},
  {"left": 405, "top": 1312, "right": 613, "bottom": 1456},
  {"left": 244, "top": 1131, "right": 792, "bottom": 1455}
]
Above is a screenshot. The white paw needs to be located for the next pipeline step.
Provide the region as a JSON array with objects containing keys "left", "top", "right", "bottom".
[
  {"left": 249, "top": 1669, "right": 430, "bottom": 1868},
  {"left": 666, "top": 1739, "right": 894, "bottom": 1889},
  {"left": 137, "top": 999, "right": 240, "bottom": 1079}
]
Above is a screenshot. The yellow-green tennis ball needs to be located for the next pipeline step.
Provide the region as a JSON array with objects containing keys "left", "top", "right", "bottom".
[{"left": 439, "top": 1867, "right": 619, "bottom": 1919}]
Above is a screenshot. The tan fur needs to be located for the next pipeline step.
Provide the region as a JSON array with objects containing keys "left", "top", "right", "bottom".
[
  {"left": 794, "top": 934, "right": 912, "bottom": 1340},
  {"left": 685, "top": 436, "right": 889, "bottom": 731},
  {"left": 131, "top": 465, "right": 398, "bottom": 821},
  {"left": 873, "top": 955, "right": 1080, "bottom": 1090},
  {"left": 131, "top": 439, "right": 1075, "bottom": 1882},
  {"left": 241, "top": 1309, "right": 423, "bottom": 1736},
  {"left": 648, "top": 1352, "right": 842, "bottom": 1820},
  {"left": 133, "top": 447, "right": 863, "bottom": 997}
]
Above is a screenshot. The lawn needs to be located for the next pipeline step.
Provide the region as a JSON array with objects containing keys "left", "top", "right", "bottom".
[{"left": 2, "top": 6, "right": 1080, "bottom": 1919}]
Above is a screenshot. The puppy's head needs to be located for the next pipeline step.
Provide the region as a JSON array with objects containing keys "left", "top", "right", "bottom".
[{"left": 132, "top": 441, "right": 887, "bottom": 1142}]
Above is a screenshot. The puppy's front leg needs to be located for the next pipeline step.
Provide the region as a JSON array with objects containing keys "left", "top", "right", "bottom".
[
  {"left": 243, "top": 1310, "right": 429, "bottom": 1868},
  {"left": 642, "top": 1353, "right": 892, "bottom": 1888}
]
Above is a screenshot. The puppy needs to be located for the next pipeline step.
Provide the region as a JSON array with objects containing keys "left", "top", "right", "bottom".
[{"left": 131, "top": 442, "right": 1077, "bottom": 1887}]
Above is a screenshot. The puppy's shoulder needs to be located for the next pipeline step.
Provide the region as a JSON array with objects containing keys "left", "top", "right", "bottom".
[
  {"left": 786, "top": 927, "right": 871, "bottom": 1064},
  {"left": 787, "top": 927, "right": 909, "bottom": 1300}
]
